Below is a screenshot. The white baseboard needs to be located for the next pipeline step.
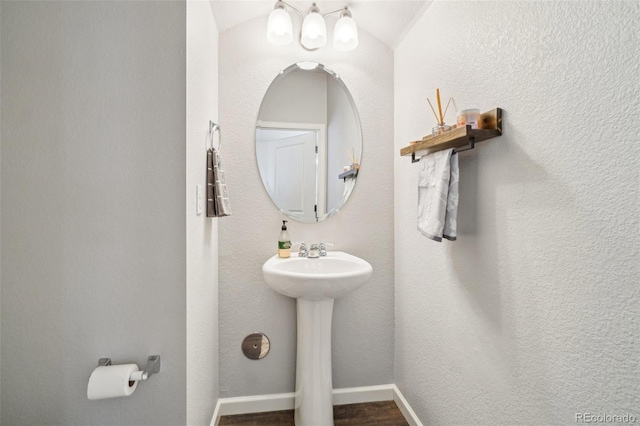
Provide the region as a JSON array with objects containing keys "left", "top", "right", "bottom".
[
  {"left": 210, "top": 399, "right": 222, "bottom": 426},
  {"left": 333, "top": 384, "right": 395, "bottom": 405},
  {"left": 211, "top": 391, "right": 296, "bottom": 425},
  {"left": 392, "top": 385, "right": 424, "bottom": 426},
  {"left": 210, "top": 384, "right": 421, "bottom": 426}
]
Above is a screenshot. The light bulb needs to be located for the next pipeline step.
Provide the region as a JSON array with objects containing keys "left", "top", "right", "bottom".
[
  {"left": 307, "top": 28, "right": 319, "bottom": 39},
  {"left": 267, "top": 7, "right": 293, "bottom": 45},
  {"left": 333, "top": 11, "right": 358, "bottom": 51},
  {"left": 301, "top": 6, "right": 326, "bottom": 49}
]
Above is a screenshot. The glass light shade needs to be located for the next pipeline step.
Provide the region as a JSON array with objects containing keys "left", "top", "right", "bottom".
[
  {"left": 301, "top": 12, "right": 327, "bottom": 49},
  {"left": 333, "top": 16, "right": 358, "bottom": 51},
  {"left": 267, "top": 8, "right": 293, "bottom": 45}
]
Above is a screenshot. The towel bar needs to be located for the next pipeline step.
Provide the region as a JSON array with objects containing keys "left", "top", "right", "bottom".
[
  {"left": 411, "top": 137, "right": 476, "bottom": 163},
  {"left": 207, "top": 121, "right": 221, "bottom": 151}
]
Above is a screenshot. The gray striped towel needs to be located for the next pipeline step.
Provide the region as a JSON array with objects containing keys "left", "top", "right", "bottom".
[{"left": 207, "top": 147, "right": 231, "bottom": 217}]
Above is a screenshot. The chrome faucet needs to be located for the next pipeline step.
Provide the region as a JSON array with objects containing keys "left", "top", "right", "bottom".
[
  {"left": 294, "top": 242, "right": 334, "bottom": 258},
  {"left": 308, "top": 244, "right": 320, "bottom": 258}
]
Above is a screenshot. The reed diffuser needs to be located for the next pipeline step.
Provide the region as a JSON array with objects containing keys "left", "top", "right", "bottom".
[
  {"left": 347, "top": 148, "right": 359, "bottom": 170},
  {"left": 427, "top": 88, "right": 452, "bottom": 136}
]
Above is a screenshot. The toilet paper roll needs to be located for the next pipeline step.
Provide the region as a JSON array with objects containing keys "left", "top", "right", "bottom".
[{"left": 87, "top": 364, "right": 140, "bottom": 400}]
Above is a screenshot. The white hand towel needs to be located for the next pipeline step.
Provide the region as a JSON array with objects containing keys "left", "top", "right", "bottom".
[
  {"left": 417, "top": 149, "right": 458, "bottom": 242},
  {"left": 343, "top": 176, "right": 356, "bottom": 201},
  {"left": 443, "top": 152, "right": 458, "bottom": 241}
]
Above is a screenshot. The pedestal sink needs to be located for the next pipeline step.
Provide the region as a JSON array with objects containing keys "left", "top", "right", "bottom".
[{"left": 262, "top": 251, "right": 373, "bottom": 426}]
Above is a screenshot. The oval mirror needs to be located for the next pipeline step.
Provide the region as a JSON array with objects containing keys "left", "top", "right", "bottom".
[{"left": 256, "top": 62, "right": 362, "bottom": 223}]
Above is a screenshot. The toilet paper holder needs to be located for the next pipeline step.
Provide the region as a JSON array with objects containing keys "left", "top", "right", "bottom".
[{"left": 98, "top": 355, "right": 161, "bottom": 381}]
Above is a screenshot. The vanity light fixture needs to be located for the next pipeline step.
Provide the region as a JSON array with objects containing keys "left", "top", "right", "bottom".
[
  {"left": 267, "top": 1, "right": 358, "bottom": 51},
  {"left": 266, "top": 1, "right": 293, "bottom": 45}
]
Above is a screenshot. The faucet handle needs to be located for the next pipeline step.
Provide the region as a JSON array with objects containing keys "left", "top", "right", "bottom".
[
  {"left": 292, "top": 242, "right": 308, "bottom": 257},
  {"left": 319, "top": 242, "right": 334, "bottom": 256}
]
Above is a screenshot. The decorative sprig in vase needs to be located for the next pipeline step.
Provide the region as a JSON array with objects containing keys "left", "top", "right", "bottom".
[{"left": 427, "top": 88, "right": 452, "bottom": 136}]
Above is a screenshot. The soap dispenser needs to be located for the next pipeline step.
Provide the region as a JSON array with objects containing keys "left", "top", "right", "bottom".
[{"left": 278, "top": 220, "right": 291, "bottom": 258}]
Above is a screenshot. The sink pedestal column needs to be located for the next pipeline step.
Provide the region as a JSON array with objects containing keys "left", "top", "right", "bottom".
[{"left": 295, "top": 298, "right": 334, "bottom": 426}]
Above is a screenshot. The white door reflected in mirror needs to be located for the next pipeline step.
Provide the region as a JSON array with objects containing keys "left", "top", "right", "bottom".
[{"left": 256, "top": 127, "right": 320, "bottom": 222}]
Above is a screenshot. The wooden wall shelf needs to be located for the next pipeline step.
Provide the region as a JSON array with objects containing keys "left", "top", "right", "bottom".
[
  {"left": 339, "top": 168, "right": 358, "bottom": 181},
  {"left": 400, "top": 108, "right": 502, "bottom": 162}
]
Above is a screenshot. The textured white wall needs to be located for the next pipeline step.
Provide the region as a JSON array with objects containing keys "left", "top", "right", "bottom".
[
  {"left": 1, "top": 2, "right": 187, "bottom": 424},
  {"left": 394, "top": 1, "right": 639, "bottom": 425},
  {"left": 259, "top": 70, "right": 327, "bottom": 124},
  {"left": 218, "top": 16, "right": 394, "bottom": 397},
  {"left": 187, "top": 1, "right": 219, "bottom": 425}
]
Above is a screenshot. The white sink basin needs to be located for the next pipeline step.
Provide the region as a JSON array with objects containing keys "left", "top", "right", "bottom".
[{"left": 262, "top": 251, "right": 372, "bottom": 300}]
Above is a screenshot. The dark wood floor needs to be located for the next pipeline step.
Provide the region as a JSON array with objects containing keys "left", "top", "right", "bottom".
[{"left": 218, "top": 401, "right": 409, "bottom": 426}]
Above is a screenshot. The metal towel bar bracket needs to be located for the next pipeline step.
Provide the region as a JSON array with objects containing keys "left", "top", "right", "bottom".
[
  {"left": 411, "top": 136, "right": 475, "bottom": 163},
  {"left": 98, "top": 355, "right": 161, "bottom": 381},
  {"left": 207, "top": 121, "right": 221, "bottom": 151}
]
